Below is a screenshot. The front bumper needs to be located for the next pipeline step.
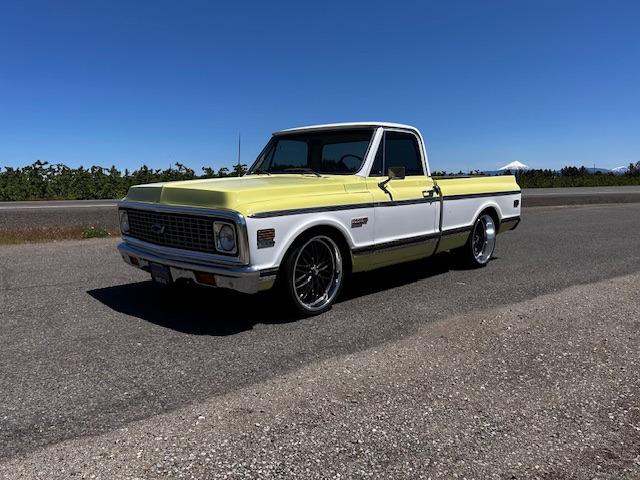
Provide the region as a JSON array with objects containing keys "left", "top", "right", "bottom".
[{"left": 117, "top": 241, "right": 276, "bottom": 294}]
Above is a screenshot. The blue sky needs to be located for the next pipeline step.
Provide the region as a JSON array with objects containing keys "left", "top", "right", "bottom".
[{"left": 1, "top": 0, "right": 639, "bottom": 173}]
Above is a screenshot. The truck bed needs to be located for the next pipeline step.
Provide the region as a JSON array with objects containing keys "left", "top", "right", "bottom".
[{"left": 434, "top": 174, "right": 520, "bottom": 198}]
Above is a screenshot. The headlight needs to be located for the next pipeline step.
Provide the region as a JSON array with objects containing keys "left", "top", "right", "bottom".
[
  {"left": 119, "top": 210, "right": 130, "bottom": 234},
  {"left": 214, "top": 221, "right": 237, "bottom": 254}
]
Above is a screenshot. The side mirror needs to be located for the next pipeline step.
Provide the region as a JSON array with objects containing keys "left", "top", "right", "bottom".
[
  {"left": 387, "top": 166, "right": 405, "bottom": 180},
  {"left": 378, "top": 166, "right": 405, "bottom": 200}
]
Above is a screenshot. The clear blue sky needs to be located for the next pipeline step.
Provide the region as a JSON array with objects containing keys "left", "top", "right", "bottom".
[{"left": 1, "top": 0, "right": 639, "bottom": 173}]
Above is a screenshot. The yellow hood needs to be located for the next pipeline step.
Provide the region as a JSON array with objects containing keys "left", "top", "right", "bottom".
[{"left": 124, "top": 175, "right": 370, "bottom": 216}]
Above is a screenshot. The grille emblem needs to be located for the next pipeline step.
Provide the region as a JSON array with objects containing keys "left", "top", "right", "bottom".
[{"left": 150, "top": 223, "right": 165, "bottom": 235}]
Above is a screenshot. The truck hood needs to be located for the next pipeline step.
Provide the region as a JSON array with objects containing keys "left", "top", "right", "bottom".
[{"left": 123, "top": 175, "right": 368, "bottom": 216}]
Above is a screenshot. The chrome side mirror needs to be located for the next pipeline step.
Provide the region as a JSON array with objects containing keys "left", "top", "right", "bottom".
[
  {"left": 387, "top": 166, "right": 405, "bottom": 180},
  {"left": 378, "top": 166, "right": 405, "bottom": 200}
]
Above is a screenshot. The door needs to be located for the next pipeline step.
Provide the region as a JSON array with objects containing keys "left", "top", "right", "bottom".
[{"left": 365, "top": 130, "right": 439, "bottom": 266}]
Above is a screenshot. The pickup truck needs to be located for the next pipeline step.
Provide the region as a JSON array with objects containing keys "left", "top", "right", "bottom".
[{"left": 117, "top": 122, "right": 521, "bottom": 315}]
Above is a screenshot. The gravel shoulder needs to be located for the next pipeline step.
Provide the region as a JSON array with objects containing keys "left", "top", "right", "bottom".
[{"left": 3, "top": 272, "right": 639, "bottom": 480}]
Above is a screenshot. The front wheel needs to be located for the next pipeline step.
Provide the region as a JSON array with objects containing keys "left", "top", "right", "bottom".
[
  {"left": 456, "top": 214, "right": 497, "bottom": 268},
  {"left": 280, "top": 234, "right": 345, "bottom": 316}
]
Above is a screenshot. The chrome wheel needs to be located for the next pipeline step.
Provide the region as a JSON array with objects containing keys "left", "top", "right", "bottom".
[
  {"left": 471, "top": 214, "right": 496, "bottom": 264},
  {"left": 292, "top": 235, "right": 343, "bottom": 313}
]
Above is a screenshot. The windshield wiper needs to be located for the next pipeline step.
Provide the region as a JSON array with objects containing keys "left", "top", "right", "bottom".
[
  {"left": 283, "top": 168, "right": 322, "bottom": 177},
  {"left": 249, "top": 169, "right": 271, "bottom": 175}
]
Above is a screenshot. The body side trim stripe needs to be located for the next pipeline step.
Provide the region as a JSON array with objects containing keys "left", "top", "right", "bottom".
[
  {"left": 500, "top": 215, "right": 521, "bottom": 224},
  {"left": 249, "top": 190, "right": 520, "bottom": 219},
  {"left": 352, "top": 234, "right": 438, "bottom": 255},
  {"left": 441, "top": 190, "right": 521, "bottom": 201},
  {"left": 250, "top": 203, "right": 374, "bottom": 218},
  {"left": 352, "top": 225, "right": 472, "bottom": 255},
  {"left": 441, "top": 225, "right": 474, "bottom": 236}
]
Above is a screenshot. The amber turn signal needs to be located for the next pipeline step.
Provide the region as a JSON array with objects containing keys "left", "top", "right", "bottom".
[{"left": 195, "top": 271, "right": 217, "bottom": 286}]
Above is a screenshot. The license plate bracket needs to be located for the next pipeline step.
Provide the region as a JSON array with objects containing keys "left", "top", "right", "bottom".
[{"left": 150, "top": 263, "right": 173, "bottom": 285}]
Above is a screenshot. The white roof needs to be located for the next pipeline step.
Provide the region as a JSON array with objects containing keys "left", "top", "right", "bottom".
[
  {"left": 499, "top": 160, "right": 529, "bottom": 170},
  {"left": 274, "top": 122, "right": 418, "bottom": 135}
]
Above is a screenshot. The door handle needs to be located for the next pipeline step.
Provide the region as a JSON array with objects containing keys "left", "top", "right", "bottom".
[{"left": 422, "top": 189, "right": 435, "bottom": 197}]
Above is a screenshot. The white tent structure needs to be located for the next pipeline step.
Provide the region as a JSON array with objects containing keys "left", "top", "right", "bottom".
[{"left": 499, "top": 160, "right": 529, "bottom": 171}]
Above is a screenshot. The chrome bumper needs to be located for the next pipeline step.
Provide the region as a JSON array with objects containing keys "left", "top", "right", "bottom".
[{"left": 117, "top": 241, "right": 276, "bottom": 294}]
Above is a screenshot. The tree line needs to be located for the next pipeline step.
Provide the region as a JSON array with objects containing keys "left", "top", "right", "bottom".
[
  {"left": 434, "top": 162, "right": 640, "bottom": 188},
  {"left": 1, "top": 160, "right": 639, "bottom": 201},
  {"left": 512, "top": 163, "right": 640, "bottom": 188},
  {"left": 0, "top": 161, "right": 248, "bottom": 201}
]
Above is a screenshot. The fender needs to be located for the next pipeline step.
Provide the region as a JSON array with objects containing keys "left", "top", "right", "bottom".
[{"left": 277, "top": 216, "right": 355, "bottom": 262}]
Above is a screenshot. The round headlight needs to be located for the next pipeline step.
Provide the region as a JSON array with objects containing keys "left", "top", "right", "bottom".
[
  {"left": 215, "top": 223, "right": 236, "bottom": 253},
  {"left": 119, "top": 211, "right": 130, "bottom": 234}
]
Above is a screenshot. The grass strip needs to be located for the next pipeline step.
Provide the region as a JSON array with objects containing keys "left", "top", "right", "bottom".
[{"left": 0, "top": 226, "right": 116, "bottom": 245}]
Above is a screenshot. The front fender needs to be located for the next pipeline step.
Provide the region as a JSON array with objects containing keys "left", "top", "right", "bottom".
[{"left": 245, "top": 208, "right": 375, "bottom": 271}]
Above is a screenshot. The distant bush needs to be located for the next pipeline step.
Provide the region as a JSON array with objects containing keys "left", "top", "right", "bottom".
[
  {"left": 0, "top": 161, "right": 248, "bottom": 201},
  {"left": 513, "top": 164, "right": 640, "bottom": 188}
]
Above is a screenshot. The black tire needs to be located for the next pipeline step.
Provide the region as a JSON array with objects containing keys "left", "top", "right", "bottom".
[
  {"left": 455, "top": 213, "right": 497, "bottom": 268},
  {"left": 279, "top": 233, "right": 345, "bottom": 316}
]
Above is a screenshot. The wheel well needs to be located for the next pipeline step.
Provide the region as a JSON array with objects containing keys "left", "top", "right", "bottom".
[
  {"left": 282, "top": 225, "right": 353, "bottom": 274},
  {"left": 478, "top": 207, "right": 500, "bottom": 227}
]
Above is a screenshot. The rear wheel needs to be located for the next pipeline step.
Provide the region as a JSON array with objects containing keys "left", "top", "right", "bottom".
[
  {"left": 281, "top": 234, "right": 345, "bottom": 316},
  {"left": 457, "top": 213, "right": 497, "bottom": 267}
]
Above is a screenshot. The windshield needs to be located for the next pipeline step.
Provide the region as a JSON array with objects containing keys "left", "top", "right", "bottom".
[{"left": 249, "top": 129, "right": 374, "bottom": 175}]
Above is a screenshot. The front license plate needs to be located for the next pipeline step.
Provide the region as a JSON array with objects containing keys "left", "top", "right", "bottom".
[{"left": 150, "top": 263, "right": 172, "bottom": 285}]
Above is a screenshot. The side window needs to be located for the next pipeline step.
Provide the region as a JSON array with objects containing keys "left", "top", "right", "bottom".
[
  {"left": 369, "top": 136, "right": 384, "bottom": 176},
  {"left": 384, "top": 131, "right": 424, "bottom": 176}
]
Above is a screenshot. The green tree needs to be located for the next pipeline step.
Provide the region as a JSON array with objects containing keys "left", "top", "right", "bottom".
[{"left": 231, "top": 164, "right": 247, "bottom": 177}]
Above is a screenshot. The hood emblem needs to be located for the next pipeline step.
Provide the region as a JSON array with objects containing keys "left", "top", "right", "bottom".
[{"left": 151, "top": 223, "right": 165, "bottom": 235}]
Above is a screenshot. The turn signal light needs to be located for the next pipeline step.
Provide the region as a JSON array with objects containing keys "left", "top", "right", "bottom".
[
  {"left": 257, "top": 228, "right": 276, "bottom": 249},
  {"left": 195, "top": 271, "right": 217, "bottom": 286}
]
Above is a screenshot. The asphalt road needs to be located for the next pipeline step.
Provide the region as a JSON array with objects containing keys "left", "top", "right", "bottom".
[
  {"left": 0, "top": 199, "right": 118, "bottom": 231},
  {"left": 1, "top": 204, "right": 640, "bottom": 478}
]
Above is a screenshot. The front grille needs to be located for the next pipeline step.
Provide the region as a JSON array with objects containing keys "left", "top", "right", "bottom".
[{"left": 125, "top": 208, "right": 217, "bottom": 253}]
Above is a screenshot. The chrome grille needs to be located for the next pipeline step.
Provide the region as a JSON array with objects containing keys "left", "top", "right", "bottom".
[{"left": 125, "top": 209, "right": 216, "bottom": 253}]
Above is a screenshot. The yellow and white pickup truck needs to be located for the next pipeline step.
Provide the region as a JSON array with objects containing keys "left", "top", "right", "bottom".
[{"left": 118, "top": 122, "right": 521, "bottom": 315}]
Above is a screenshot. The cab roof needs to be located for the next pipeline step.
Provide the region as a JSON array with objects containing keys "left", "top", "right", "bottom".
[{"left": 274, "top": 122, "right": 419, "bottom": 135}]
